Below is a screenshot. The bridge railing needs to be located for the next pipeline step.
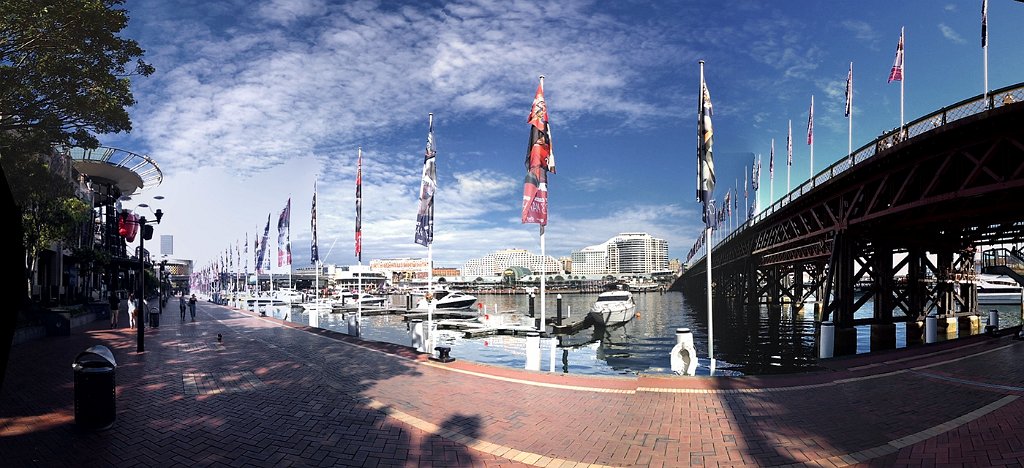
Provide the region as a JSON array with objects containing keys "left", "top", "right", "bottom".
[{"left": 697, "top": 82, "right": 1024, "bottom": 265}]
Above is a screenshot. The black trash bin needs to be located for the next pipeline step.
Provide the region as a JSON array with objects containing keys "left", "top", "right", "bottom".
[
  {"left": 149, "top": 310, "right": 160, "bottom": 327},
  {"left": 72, "top": 345, "right": 116, "bottom": 430}
]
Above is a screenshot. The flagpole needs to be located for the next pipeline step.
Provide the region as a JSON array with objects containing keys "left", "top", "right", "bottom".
[
  {"left": 699, "top": 60, "right": 715, "bottom": 375},
  {"left": 809, "top": 95, "right": 814, "bottom": 182},
  {"left": 786, "top": 120, "right": 792, "bottom": 195},
  {"left": 848, "top": 62, "right": 853, "bottom": 164},
  {"left": 769, "top": 138, "right": 774, "bottom": 205},
  {"left": 900, "top": 27, "right": 905, "bottom": 133},
  {"left": 983, "top": 0, "right": 989, "bottom": 107}
]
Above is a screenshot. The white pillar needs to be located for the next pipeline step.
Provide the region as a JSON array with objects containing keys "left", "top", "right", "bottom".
[
  {"left": 670, "top": 328, "right": 699, "bottom": 375},
  {"left": 819, "top": 321, "right": 834, "bottom": 359},
  {"left": 926, "top": 314, "right": 937, "bottom": 343}
]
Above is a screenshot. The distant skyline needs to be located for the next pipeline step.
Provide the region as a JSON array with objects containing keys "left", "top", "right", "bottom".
[{"left": 102, "top": 0, "right": 1024, "bottom": 272}]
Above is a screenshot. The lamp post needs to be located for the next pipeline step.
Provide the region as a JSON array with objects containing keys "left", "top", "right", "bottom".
[{"left": 129, "top": 204, "right": 163, "bottom": 352}]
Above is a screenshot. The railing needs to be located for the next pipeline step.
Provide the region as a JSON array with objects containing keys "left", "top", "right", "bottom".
[
  {"left": 60, "top": 145, "right": 164, "bottom": 192},
  {"left": 691, "top": 82, "right": 1024, "bottom": 266}
]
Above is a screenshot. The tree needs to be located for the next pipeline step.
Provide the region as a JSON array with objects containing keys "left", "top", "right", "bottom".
[{"left": 0, "top": 0, "right": 153, "bottom": 392}]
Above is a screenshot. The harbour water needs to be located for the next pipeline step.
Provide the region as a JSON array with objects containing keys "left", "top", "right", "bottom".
[{"left": 254, "top": 291, "right": 1022, "bottom": 377}]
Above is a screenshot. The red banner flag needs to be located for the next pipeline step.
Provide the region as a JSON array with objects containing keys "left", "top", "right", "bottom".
[{"left": 522, "top": 77, "right": 555, "bottom": 225}]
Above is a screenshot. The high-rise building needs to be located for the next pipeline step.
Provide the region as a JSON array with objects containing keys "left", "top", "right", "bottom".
[
  {"left": 462, "top": 249, "right": 561, "bottom": 278},
  {"left": 570, "top": 233, "right": 668, "bottom": 275}
]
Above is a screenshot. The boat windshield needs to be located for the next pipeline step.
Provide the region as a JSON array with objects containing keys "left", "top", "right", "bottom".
[{"left": 597, "top": 294, "right": 629, "bottom": 302}]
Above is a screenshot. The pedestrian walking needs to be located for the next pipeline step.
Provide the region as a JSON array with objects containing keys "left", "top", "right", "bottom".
[
  {"left": 179, "top": 292, "right": 187, "bottom": 321},
  {"left": 109, "top": 292, "right": 119, "bottom": 328},
  {"left": 189, "top": 294, "right": 197, "bottom": 321},
  {"left": 127, "top": 293, "right": 137, "bottom": 329}
]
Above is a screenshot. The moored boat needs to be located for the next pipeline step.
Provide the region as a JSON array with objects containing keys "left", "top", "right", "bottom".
[{"left": 587, "top": 290, "right": 637, "bottom": 326}]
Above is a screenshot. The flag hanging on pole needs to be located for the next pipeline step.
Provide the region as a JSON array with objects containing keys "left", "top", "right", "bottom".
[
  {"left": 415, "top": 115, "right": 437, "bottom": 246},
  {"left": 888, "top": 28, "right": 905, "bottom": 83},
  {"left": 786, "top": 121, "right": 793, "bottom": 167},
  {"left": 807, "top": 96, "right": 814, "bottom": 145},
  {"left": 982, "top": 0, "right": 988, "bottom": 48},
  {"left": 244, "top": 233, "right": 248, "bottom": 275},
  {"left": 845, "top": 63, "right": 853, "bottom": 117},
  {"left": 257, "top": 214, "right": 270, "bottom": 274},
  {"left": 311, "top": 181, "right": 319, "bottom": 263},
  {"left": 277, "top": 198, "right": 292, "bottom": 267},
  {"left": 355, "top": 148, "right": 363, "bottom": 262},
  {"left": 522, "top": 77, "right": 555, "bottom": 225},
  {"left": 769, "top": 139, "right": 775, "bottom": 180},
  {"left": 697, "top": 71, "right": 715, "bottom": 227}
]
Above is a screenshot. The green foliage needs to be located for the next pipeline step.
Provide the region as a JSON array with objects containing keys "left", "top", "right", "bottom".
[
  {"left": 0, "top": 0, "right": 154, "bottom": 154},
  {"left": 1, "top": 153, "right": 91, "bottom": 258}
]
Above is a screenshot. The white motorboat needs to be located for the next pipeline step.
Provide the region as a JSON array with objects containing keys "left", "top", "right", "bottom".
[
  {"left": 977, "top": 274, "right": 1024, "bottom": 305},
  {"left": 415, "top": 290, "right": 478, "bottom": 310},
  {"left": 587, "top": 290, "right": 637, "bottom": 326}
]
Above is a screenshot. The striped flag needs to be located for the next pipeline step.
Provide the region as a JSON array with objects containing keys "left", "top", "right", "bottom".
[
  {"left": 888, "top": 28, "right": 904, "bottom": 83},
  {"left": 311, "top": 180, "right": 319, "bottom": 263},
  {"left": 696, "top": 71, "right": 715, "bottom": 226},
  {"left": 845, "top": 63, "right": 853, "bottom": 117},
  {"left": 982, "top": 0, "right": 988, "bottom": 47},
  {"left": 787, "top": 120, "right": 793, "bottom": 167},
  {"left": 415, "top": 115, "right": 436, "bottom": 246},
  {"left": 769, "top": 138, "right": 775, "bottom": 180},
  {"left": 355, "top": 148, "right": 362, "bottom": 262},
  {"left": 277, "top": 198, "right": 291, "bottom": 267},
  {"left": 807, "top": 96, "right": 814, "bottom": 145},
  {"left": 522, "top": 77, "right": 555, "bottom": 225},
  {"left": 257, "top": 214, "right": 270, "bottom": 274}
]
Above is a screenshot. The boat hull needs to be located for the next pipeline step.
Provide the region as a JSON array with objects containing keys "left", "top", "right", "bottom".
[{"left": 588, "top": 305, "right": 636, "bottom": 326}]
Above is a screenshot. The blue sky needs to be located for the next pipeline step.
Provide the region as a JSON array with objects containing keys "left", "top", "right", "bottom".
[{"left": 104, "top": 0, "right": 1024, "bottom": 272}]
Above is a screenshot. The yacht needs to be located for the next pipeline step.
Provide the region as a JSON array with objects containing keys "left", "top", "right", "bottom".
[
  {"left": 587, "top": 290, "right": 637, "bottom": 326},
  {"left": 415, "top": 290, "right": 478, "bottom": 310},
  {"left": 977, "top": 274, "right": 1024, "bottom": 305}
]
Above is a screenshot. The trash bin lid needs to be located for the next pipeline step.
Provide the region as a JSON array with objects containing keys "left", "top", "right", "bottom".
[{"left": 74, "top": 345, "right": 116, "bottom": 367}]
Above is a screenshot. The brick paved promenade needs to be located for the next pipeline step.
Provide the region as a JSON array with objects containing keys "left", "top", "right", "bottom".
[{"left": 3, "top": 298, "right": 1024, "bottom": 467}]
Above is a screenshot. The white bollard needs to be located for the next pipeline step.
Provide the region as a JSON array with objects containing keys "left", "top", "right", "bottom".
[
  {"left": 347, "top": 313, "right": 359, "bottom": 337},
  {"left": 670, "top": 328, "right": 699, "bottom": 375},
  {"left": 926, "top": 314, "right": 937, "bottom": 343},
  {"left": 309, "top": 308, "right": 319, "bottom": 328},
  {"left": 988, "top": 309, "right": 1000, "bottom": 332},
  {"left": 410, "top": 319, "right": 425, "bottom": 352},
  {"left": 818, "top": 321, "right": 834, "bottom": 359},
  {"left": 525, "top": 332, "right": 540, "bottom": 371}
]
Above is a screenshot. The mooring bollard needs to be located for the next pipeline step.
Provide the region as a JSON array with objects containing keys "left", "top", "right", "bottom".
[
  {"left": 432, "top": 346, "right": 455, "bottom": 363},
  {"left": 987, "top": 309, "right": 1000, "bottom": 334},
  {"left": 529, "top": 294, "right": 535, "bottom": 318},
  {"left": 346, "top": 313, "right": 359, "bottom": 337},
  {"left": 670, "top": 328, "right": 698, "bottom": 375},
  {"left": 410, "top": 319, "right": 425, "bottom": 352},
  {"left": 926, "top": 313, "right": 938, "bottom": 343},
  {"left": 525, "top": 331, "right": 540, "bottom": 371},
  {"left": 556, "top": 294, "right": 563, "bottom": 325},
  {"left": 818, "top": 321, "right": 834, "bottom": 359}
]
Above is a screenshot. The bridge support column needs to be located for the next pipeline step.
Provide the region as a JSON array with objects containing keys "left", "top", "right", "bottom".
[
  {"left": 834, "top": 326, "right": 858, "bottom": 356},
  {"left": 938, "top": 317, "right": 957, "bottom": 335},
  {"left": 958, "top": 315, "right": 981, "bottom": 336},
  {"left": 870, "top": 323, "right": 897, "bottom": 352},
  {"left": 906, "top": 320, "right": 924, "bottom": 345}
]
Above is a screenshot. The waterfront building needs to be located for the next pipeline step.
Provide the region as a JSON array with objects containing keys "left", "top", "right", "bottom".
[
  {"left": 462, "top": 248, "right": 561, "bottom": 278},
  {"left": 369, "top": 257, "right": 430, "bottom": 283},
  {"left": 570, "top": 233, "right": 669, "bottom": 276}
]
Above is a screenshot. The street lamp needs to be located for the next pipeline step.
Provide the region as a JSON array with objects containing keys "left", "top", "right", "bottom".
[{"left": 119, "top": 202, "right": 163, "bottom": 352}]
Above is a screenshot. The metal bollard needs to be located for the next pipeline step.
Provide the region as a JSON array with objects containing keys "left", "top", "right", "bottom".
[
  {"left": 410, "top": 319, "right": 425, "bottom": 352},
  {"left": 556, "top": 294, "right": 563, "bottom": 325},
  {"left": 670, "top": 328, "right": 699, "bottom": 375},
  {"left": 818, "top": 321, "right": 834, "bottom": 359},
  {"left": 525, "top": 331, "right": 540, "bottom": 371},
  {"left": 926, "top": 314, "right": 937, "bottom": 343},
  {"left": 529, "top": 294, "right": 535, "bottom": 318},
  {"left": 987, "top": 309, "right": 1000, "bottom": 334},
  {"left": 347, "top": 313, "right": 359, "bottom": 337}
]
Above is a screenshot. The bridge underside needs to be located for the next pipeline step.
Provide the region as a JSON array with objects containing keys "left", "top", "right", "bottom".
[{"left": 676, "top": 92, "right": 1024, "bottom": 356}]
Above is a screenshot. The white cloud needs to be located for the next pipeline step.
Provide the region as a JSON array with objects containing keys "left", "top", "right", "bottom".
[{"left": 938, "top": 23, "right": 966, "bottom": 44}]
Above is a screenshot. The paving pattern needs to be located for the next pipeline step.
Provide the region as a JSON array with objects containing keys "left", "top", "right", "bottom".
[{"left": 3, "top": 299, "right": 1024, "bottom": 467}]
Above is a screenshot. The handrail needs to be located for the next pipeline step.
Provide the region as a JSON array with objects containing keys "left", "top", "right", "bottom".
[{"left": 690, "top": 82, "right": 1024, "bottom": 268}]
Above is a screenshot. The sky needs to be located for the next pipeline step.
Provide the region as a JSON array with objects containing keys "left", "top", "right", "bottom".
[{"left": 102, "top": 0, "right": 1024, "bottom": 273}]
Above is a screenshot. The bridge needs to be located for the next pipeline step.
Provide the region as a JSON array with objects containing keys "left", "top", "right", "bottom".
[{"left": 672, "top": 82, "right": 1024, "bottom": 356}]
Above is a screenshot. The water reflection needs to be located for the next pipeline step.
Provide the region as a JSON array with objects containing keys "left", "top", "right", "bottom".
[{"left": 239, "top": 291, "right": 1022, "bottom": 377}]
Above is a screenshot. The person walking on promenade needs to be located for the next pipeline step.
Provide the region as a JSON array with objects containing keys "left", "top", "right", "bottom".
[
  {"left": 127, "top": 293, "right": 137, "bottom": 329},
  {"left": 189, "top": 294, "right": 197, "bottom": 321},
  {"left": 179, "top": 292, "right": 187, "bottom": 321},
  {"left": 109, "top": 292, "right": 120, "bottom": 328}
]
